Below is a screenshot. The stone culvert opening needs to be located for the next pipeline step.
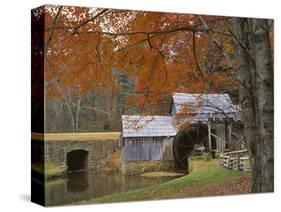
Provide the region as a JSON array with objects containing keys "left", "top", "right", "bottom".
[
  {"left": 67, "top": 150, "right": 89, "bottom": 173},
  {"left": 173, "top": 123, "right": 208, "bottom": 173}
]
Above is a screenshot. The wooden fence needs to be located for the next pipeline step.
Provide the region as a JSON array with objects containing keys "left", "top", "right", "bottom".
[{"left": 219, "top": 149, "right": 251, "bottom": 172}]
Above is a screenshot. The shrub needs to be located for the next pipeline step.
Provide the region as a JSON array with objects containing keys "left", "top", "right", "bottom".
[
  {"left": 203, "top": 152, "right": 211, "bottom": 161},
  {"left": 214, "top": 150, "right": 221, "bottom": 159}
]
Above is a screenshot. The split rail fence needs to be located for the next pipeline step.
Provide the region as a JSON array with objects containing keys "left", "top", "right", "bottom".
[{"left": 219, "top": 149, "right": 251, "bottom": 172}]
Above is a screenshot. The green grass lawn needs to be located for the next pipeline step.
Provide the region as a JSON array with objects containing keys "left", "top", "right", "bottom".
[{"left": 82, "top": 160, "right": 252, "bottom": 204}]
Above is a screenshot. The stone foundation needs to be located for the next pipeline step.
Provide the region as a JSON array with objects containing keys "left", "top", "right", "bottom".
[
  {"left": 33, "top": 138, "right": 178, "bottom": 177},
  {"left": 44, "top": 139, "right": 119, "bottom": 174},
  {"left": 121, "top": 160, "right": 176, "bottom": 175}
]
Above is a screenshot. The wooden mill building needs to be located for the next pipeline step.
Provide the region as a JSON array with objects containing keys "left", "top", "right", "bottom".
[{"left": 121, "top": 93, "right": 242, "bottom": 173}]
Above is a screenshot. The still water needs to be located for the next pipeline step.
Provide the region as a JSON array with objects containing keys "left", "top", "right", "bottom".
[{"left": 41, "top": 172, "right": 177, "bottom": 206}]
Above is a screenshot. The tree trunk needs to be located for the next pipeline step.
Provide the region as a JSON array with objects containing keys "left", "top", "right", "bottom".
[
  {"left": 232, "top": 17, "right": 274, "bottom": 193},
  {"left": 64, "top": 94, "right": 76, "bottom": 132},
  {"left": 252, "top": 19, "right": 274, "bottom": 192},
  {"left": 75, "top": 96, "right": 82, "bottom": 133}
]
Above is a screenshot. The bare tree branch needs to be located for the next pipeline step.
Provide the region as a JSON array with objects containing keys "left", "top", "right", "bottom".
[
  {"left": 79, "top": 106, "right": 112, "bottom": 116},
  {"left": 192, "top": 32, "right": 207, "bottom": 81},
  {"left": 71, "top": 9, "right": 109, "bottom": 34},
  {"left": 44, "top": 6, "right": 63, "bottom": 52},
  {"left": 198, "top": 16, "right": 234, "bottom": 72}
]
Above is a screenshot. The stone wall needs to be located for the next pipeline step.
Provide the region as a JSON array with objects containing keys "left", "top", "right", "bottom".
[
  {"left": 33, "top": 138, "right": 176, "bottom": 177},
  {"left": 121, "top": 160, "right": 176, "bottom": 175},
  {"left": 44, "top": 139, "right": 119, "bottom": 174}
]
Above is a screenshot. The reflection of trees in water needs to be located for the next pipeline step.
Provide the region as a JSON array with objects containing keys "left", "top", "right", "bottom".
[{"left": 45, "top": 173, "right": 177, "bottom": 206}]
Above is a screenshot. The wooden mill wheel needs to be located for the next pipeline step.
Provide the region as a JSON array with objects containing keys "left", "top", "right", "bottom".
[{"left": 173, "top": 123, "right": 208, "bottom": 171}]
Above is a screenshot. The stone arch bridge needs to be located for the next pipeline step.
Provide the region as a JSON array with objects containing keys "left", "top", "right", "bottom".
[{"left": 31, "top": 132, "right": 120, "bottom": 175}]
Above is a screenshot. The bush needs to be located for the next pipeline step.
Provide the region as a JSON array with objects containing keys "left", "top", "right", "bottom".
[
  {"left": 214, "top": 150, "right": 221, "bottom": 159},
  {"left": 203, "top": 152, "right": 211, "bottom": 161}
]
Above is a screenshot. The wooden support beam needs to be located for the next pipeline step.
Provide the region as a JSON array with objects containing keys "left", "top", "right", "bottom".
[
  {"left": 210, "top": 132, "right": 228, "bottom": 143},
  {"left": 228, "top": 122, "right": 232, "bottom": 146},
  {"left": 208, "top": 122, "right": 212, "bottom": 152}
]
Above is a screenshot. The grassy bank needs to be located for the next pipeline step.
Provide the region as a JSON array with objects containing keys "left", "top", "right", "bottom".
[
  {"left": 83, "top": 160, "right": 252, "bottom": 204},
  {"left": 32, "top": 163, "right": 65, "bottom": 179}
]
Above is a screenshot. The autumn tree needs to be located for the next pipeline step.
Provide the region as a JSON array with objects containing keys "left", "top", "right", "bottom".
[
  {"left": 38, "top": 5, "right": 273, "bottom": 192},
  {"left": 40, "top": 6, "right": 138, "bottom": 132}
]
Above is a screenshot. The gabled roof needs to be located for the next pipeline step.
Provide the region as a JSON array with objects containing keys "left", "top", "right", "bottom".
[
  {"left": 121, "top": 115, "right": 177, "bottom": 138},
  {"left": 121, "top": 93, "right": 242, "bottom": 138},
  {"left": 172, "top": 93, "right": 237, "bottom": 115}
]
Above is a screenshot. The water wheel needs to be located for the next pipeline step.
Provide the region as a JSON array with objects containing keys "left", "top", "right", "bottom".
[{"left": 173, "top": 123, "right": 208, "bottom": 171}]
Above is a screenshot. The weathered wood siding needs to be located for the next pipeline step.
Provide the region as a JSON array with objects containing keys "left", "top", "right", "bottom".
[
  {"left": 122, "top": 137, "right": 174, "bottom": 161},
  {"left": 215, "top": 123, "right": 226, "bottom": 151}
]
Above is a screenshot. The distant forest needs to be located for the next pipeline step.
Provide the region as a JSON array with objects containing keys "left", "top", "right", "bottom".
[
  {"left": 46, "top": 72, "right": 136, "bottom": 132},
  {"left": 46, "top": 70, "right": 239, "bottom": 133}
]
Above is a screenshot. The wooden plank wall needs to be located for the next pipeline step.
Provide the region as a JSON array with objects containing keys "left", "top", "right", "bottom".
[{"left": 122, "top": 137, "right": 174, "bottom": 161}]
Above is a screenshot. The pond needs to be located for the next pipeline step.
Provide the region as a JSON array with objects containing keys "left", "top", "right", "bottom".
[{"left": 35, "top": 172, "right": 178, "bottom": 206}]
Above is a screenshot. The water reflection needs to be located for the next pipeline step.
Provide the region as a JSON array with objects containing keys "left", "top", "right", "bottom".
[
  {"left": 41, "top": 172, "right": 178, "bottom": 206},
  {"left": 67, "top": 172, "right": 89, "bottom": 192}
]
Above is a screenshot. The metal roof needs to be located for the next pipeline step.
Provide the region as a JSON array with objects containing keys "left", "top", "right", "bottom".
[
  {"left": 121, "top": 115, "right": 177, "bottom": 138},
  {"left": 121, "top": 93, "right": 242, "bottom": 138},
  {"left": 172, "top": 93, "right": 238, "bottom": 115}
]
